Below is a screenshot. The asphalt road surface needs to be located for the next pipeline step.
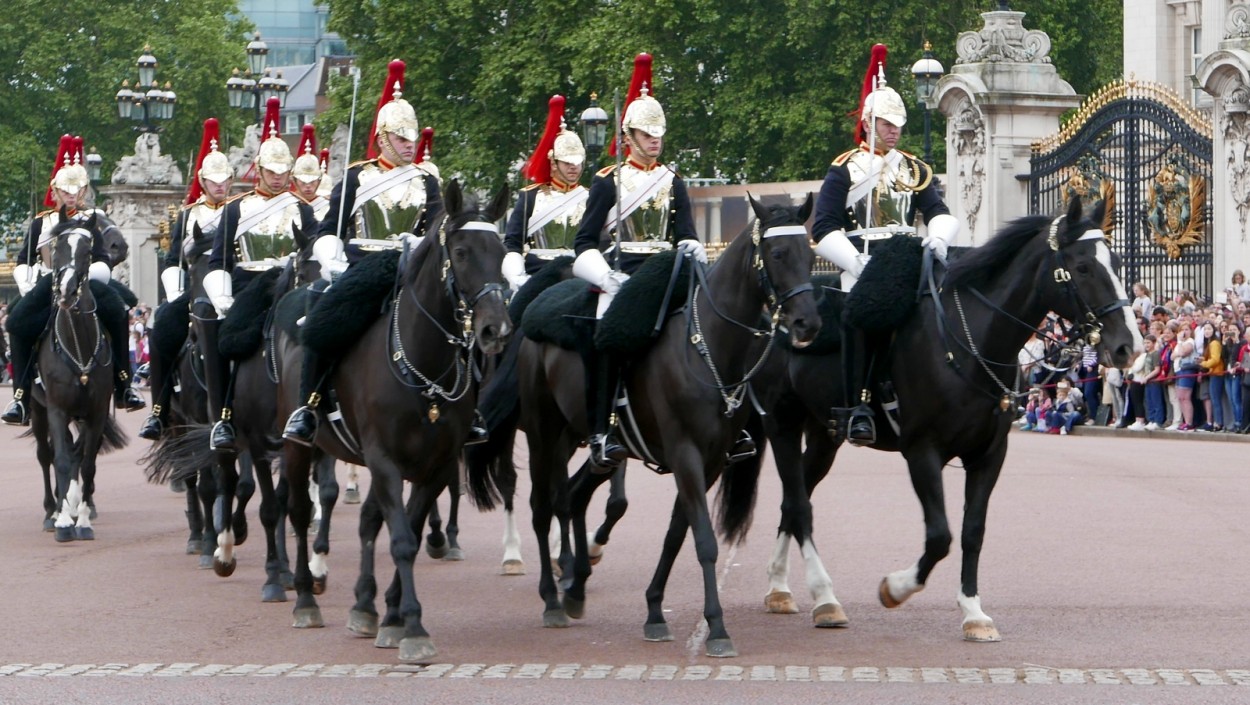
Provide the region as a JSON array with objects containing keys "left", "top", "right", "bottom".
[{"left": 0, "top": 401, "right": 1247, "bottom": 704}]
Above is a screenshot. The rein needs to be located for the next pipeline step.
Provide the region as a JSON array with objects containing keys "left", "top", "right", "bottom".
[
  {"left": 50, "top": 231, "right": 105, "bottom": 386},
  {"left": 683, "top": 221, "right": 812, "bottom": 415}
]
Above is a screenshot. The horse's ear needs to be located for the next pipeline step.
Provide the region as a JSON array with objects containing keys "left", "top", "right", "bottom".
[
  {"left": 747, "top": 193, "right": 767, "bottom": 224},
  {"left": 1065, "top": 195, "right": 1083, "bottom": 227},
  {"left": 85, "top": 211, "right": 98, "bottom": 233},
  {"left": 58, "top": 205, "right": 69, "bottom": 222},
  {"left": 444, "top": 179, "right": 464, "bottom": 217},
  {"left": 1088, "top": 199, "right": 1107, "bottom": 230},
  {"left": 797, "top": 193, "right": 814, "bottom": 225},
  {"left": 486, "top": 184, "right": 510, "bottom": 223}
]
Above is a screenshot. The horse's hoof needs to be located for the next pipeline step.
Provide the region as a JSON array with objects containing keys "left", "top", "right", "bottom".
[
  {"left": 562, "top": 596, "right": 585, "bottom": 620},
  {"left": 542, "top": 609, "right": 569, "bottom": 628},
  {"left": 198, "top": 554, "right": 214, "bottom": 570},
  {"left": 170, "top": 478, "right": 187, "bottom": 493},
  {"left": 398, "top": 636, "right": 437, "bottom": 664},
  {"left": 292, "top": 606, "right": 324, "bottom": 629},
  {"left": 43, "top": 518, "right": 55, "bottom": 532},
  {"left": 347, "top": 609, "right": 378, "bottom": 638},
  {"left": 765, "top": 590, "right": 799, "bottom": 614},
  {"left": 186, "top": 540, "right": 203, "bottom": 555},
  {"left": 878, "top": 577, "right": 903, "bottom": 609},
  {"left": 963, "top": 619, "right": 1002, "bottom": 642},
  {"left": 262, "top": 584, "right": 287, "bottom": 603},
  {"left": 443, "top": 548, "right": 465, "bottom": 562},
  {"left": 705, "top": 638, "right": 738, "bottom": 658},
  {"left": 588, "top": 548, "right": 603, "bottom": 566},
  {"left": 343, "top": 487, "right": 361, "bottom": 505},
  {"left": 374, "top": 625, "right": 404, "bottom": 648},
  {"left": 500, "top": 559, "right": 525, "bottom": 576},
  {"left": 54, "top": 526, "right": 75, "bottom": 543},
  {"left": 213, "top": 557, "right": 237, "bottom": 578},
  {"left": 74, "top": 526, "right": 94, "bottom": 541},
  {"left": 425, "top": 542, "right": 448, "bottom": 560},
  {"left": 88, "top": 505, "right": 97, "bottom": 521},
  {"left": 280, "top": 571, "right": 295, "bottom": 591},
  {"left": 812, "top": 602, "right": 850, "bottom": 628},
  {"left": 311, "top": 573, "right": 327, "bottom": 596},
  {"left": 643, "top": 622, "right": 673, "bottom": 642}
]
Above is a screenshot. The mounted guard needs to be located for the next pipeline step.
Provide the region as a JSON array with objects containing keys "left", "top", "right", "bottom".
[
  {"left": 200, "top": 98, "right": 317, "bottom": 451},
  {"left": 138, "top": 118, "right": 235, "bottom": 440},
  {"left": 502, "top": 94, "right": 588, "bottom": 291},
  {"left": 811, "top": 43, "right": 959, "bottom": 445},
  {"left": 291, "top": 123, "right": 330, "bottom": 222},
  {"left": 3, "top": 135, "right": 144, "bottom": 426}
]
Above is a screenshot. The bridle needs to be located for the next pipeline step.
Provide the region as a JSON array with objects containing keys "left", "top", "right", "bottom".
[
  {"left": 50, "top": 226, "right": 105, "bottom": 385},
  {"left": 685, "top": 219, "right": 813, "bottom": 415}
]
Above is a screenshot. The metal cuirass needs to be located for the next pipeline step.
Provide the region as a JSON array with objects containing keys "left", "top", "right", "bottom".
[
  {"left": 353, "top": 163, "right": 427, "bottom": 239},
  {"left": 844, "top": 149, "right": 931, "bottom": 237},
  {"left": 184, "top": 202, "right": 225, "bottom": 259},
  {"left": 615, "top": 163, "right": 671, "bottom": 243},
  {"left": 235, "top": 194, "right": 299, "bottom": 263},
  {"left": 530, "top": 187, "right": 585, "bottom": 250}
]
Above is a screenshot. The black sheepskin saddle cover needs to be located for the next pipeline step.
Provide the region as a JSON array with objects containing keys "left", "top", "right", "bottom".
[
  {"left": 6, "top": 276, "right": 128, "bottom": 345},
  {"left": 219, "top": 268, "right": 282, "bottom": 361},
  {"left": 594, "top": 250, "right": 689, "bottom": 355},
  {"left": 845, "top": 235, "right": 925, "bottom": 332},
  {"left": 787, "top": 274, "right": 845, "bottom": 355},
  {"left": 108, "top": 279, "right": 139, "bottom": 308},
  {"left": 151, "top": 292, "right": 191, "bottom": 361},
  {"left": 272, "top": 286, "right": 312, "bottom": 343},
  {"left": 521, "top": 278, "right": 597, "bottom": 351},
  {"left": 302, "top": 250, "right": 401, "bottom": 359},
  {"left": 508, "top": 255, "right": 573, "bottom": 324}
]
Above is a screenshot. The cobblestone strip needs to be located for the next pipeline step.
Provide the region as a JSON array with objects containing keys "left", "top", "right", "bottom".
[{"left": 1, "top": 663, "right": 1247, "bottom": 684}]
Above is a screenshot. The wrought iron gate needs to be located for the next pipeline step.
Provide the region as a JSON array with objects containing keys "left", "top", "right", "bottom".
[{"left": 1030, "top": 80, "right": 1213, "bottom": 300}]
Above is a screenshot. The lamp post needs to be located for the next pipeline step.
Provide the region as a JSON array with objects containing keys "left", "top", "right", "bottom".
[
  {"left": 115, "top": 45, "right": 176, "bottom": 133},
  {"left": 579, "top": 92, "right": 609, "bottom": 170},
  {"left": 224, "top": 33, "right": 288, "bottom": 126},
  {"left": 910, "top": 41, "right": 945, "bottom": 165}
]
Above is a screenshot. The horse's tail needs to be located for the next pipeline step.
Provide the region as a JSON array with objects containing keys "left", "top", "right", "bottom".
[
  {"left": 142, "top": 424, "right": 215, "bottom": 484},
  {"left": 464, "top": 334, "right": 523, "bottom": 511},
  {"left": 716, "top": 412, "right": 767, "bottom": 546},
  {"left": 98, "top": 415, "right": 128, "bottom": 453}
]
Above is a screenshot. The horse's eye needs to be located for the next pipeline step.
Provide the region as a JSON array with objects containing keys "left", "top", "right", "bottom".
[
  {"left": 769, "top": 247, "right": 786, "bottom": 262},
  {"left": 453, "top": 246, "right": 468, "bottom": 261},
  {"left": 1076, "top": 263, "right": 1091, "bottom": 275}
]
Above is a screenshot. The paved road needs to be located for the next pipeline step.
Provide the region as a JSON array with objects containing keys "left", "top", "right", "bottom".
[{"left": 1, "top": 400, "right": 1247, "bottom": 704}]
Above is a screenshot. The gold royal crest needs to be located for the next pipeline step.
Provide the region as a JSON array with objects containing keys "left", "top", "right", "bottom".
[{"left": 1145, "top": 156, "right": 1206, "bottom": 260}]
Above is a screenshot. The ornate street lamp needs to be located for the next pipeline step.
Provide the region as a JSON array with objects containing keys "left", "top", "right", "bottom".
[
  {"left": 579, "top": 92, "right": 609, "bottom": 169},
  {"left": 226, "top": 33, "right": 282, "bottom": 125},
  {"left": 84, "top": 147, "right": 103, "bottom": 183},
  {"left": 910, "top": 41, "right": 945, "bottom": 165},
  {"left": 115, "top": 44, "right": 176, "bottom": 133}
]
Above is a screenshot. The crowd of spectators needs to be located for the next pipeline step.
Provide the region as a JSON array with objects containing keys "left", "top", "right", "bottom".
[{"left": 1018, "top": 271, "right": 1250, "bottom": 434}]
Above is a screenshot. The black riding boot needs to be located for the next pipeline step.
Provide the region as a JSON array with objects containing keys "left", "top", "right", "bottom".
[
  {"left": 585, "top": 351, "right": 626, "bottom": 472},
  {"left": 842, "top": 323, "right": 875, "bottom": 447},
  {"left": 282, "top": 348, "right": 325, "bottom": 447},
  {"left": 138, "top": 344, "right": 173, "bottom": 440},
  {"left": 105, "top": 307, "right": 145, "bottom": 413},
  {"left": 2, "top": 331, "right": 33, "bottom": 426},
  {"left": 193, "top": 314, "right": 235, "bottom": 452}
]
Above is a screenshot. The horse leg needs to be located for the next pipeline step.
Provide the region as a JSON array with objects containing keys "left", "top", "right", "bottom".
[
  {"left": 254, "top": 454, "right": 286, "bottom": 603},
  {"left": 498, "top": 447, "right": 525, "bottom": 575},
  {"left": 561, "top": 459, "right": 614, "bottom": 618},
  {"left": 376, "top": 460, "right": 437, "bottom": 663},
  {"left": 34, "top": 408, "right": 55, "bottom": 532},
  {"left": 274, "top": 466, "right": 295, "bottom": 590},
  {"left": 954, "top": 443, "right": 1008, "bottom": 642},
  {"left": 643, "top": 498, "right": 689, "bottom": 643},
  {"left": 184, "top": 472, "right": 204, "bottom": 555},
  {"left": 528, "top": 438, "right": 572, "bottom": 628},
  {"left": 588, "top": 462, "right": 628, "bottom": 565},
  {"left": 197, "top": 467, "right": 218, "bottom": 569},
  {"left": 881, "top": 447, "right": 951, "bottom": 611},
  {"left": 348, "top": 486, "right": 384, "bottom": 639},
  {"left": 211, "top": 451, "right": 240, "bottom": 577},
  {"left": 49, "top": 409, "right": 78, "bottom": 543},
  {"left": 424, "top": 492, "right": 448, "bottom": 559},
  {"left": 283, "top": 441, "right": 324, "bottom": 629},
  {"left": 309, "top": 453, "right": 338, "bottom": 595},
  {"left": 73, "top": 428, "right": 102, "bottom": 541},
  {"left": 784, "top": 417, "right": 847, "bottom": 626},
  {"left": 233, "top": 452, "right": 256, "bottom": 547},
  {"left": 443, "top": 481, "right": 463, "bottom": 561},
  {"left": 375, "top": 478, "right": 424, "bottom": 649},
  {"left": 343, "top": 463, "right": 362, "bottom": 504}
]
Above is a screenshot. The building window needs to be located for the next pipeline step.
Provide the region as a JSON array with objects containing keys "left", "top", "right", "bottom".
[
  {"left": 1192, "top": 27, "right": 1203, "bottom": 105},
  {"left": 284, "top": 113, "right": 307, "bottom": 135}
]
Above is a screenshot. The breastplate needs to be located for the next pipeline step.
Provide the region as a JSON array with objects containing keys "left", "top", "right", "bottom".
[
  {"left": 616, "top": 165, "right": 671, "bottom": 243},
  {"left": 235, "top": 195, "right": 298, "bottom": 263},
  {"left": 354, "top": 165, "right": 428, "bottom": 238},
  {"left": 530, "top": 188, "right": 584, "bottom": 250},
  {"left": 845, "top": 150, "right": 928, "bottom": 233},
  {"left": 184, "top": 203, "right": 224, "bottom": 259}
]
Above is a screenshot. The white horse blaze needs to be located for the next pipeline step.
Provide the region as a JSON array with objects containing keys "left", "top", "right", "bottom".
[{"left": 1088, "top": 233, "right": 1144, "bottom": 356}]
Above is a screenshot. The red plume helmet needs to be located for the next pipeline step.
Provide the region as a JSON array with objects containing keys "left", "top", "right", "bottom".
[
  {"left": 319, "top": 148, "right": 331, "bottom": 173},
  {"left": 416, "top": 126, "right": 434, "bottom": 164},
  {"left": 297, "top": 123, "right": 317, "bottom": 157},
  {"left": 524, "top": 95, "right": 566, "bottom": 183},
  {"left": 366, "top": 59, "right": 406, "bottom": 160},
  {"left": 261, "top": 97, "right": 282, "bottom": 142},
  {"left": 852, "top": 44, "right": 888, "bottom": 144},
  {"left": 43, "top": 134, "right": 75, "bottom": 208},
  {"left": 186, "top": 118, "right": 222, "bottom": 204},
  {"left": 611, "top": 53, "right": 653, "bottom": 158},
  {"left": 71, "top": 136, "right": 85, "bottom": 166}
]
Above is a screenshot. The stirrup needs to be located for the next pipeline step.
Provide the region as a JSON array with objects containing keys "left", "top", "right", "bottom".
[
  {"left": 282, "top": 406, "right": 318, "bottom": 447},
  {"left": 210, "top": 419, "right": 237, "bottom": 452},
  {"left": 589, "top": 433, "right": 627, "bottom": 473},
  {"left": 138, "top": 414, "right": 164, "bottom": 441},
  {"left": 119, "top": 387, "right": 146, "bottom": 412},
  {"left": 2, "top": 398, "right": 29, "bottom": 426},
  {"left": 464, "top": 411, "right": 489, "bottom": 446},
  {"left": 726, "top": 430, "right": 757, "bottom": 463},
  {"left": 847, "top": 404, "right": 876, "bottom": 447}
]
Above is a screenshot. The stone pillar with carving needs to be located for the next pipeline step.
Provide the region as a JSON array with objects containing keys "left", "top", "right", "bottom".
[
  {"left": 932, "top": 7, "right": 1081, "bottom": 244},
  {"left": 99, "top": 133, "right": 184, "bottom": 306},
  {"left": 1196, "top": 3, "right": 1250, "bottom": 290}
]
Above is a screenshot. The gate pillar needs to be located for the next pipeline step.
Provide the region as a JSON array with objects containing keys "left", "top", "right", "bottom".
[
  {"left": 1197, "top": 3, "right": 1250, "bottom": 294},
  {"left": 932, "top": 7, "right": 1081, "bottom": 245}
]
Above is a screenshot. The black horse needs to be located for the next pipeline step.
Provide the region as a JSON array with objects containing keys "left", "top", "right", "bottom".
[
  {"left": 741, "top": 197, "right": 1142, "bottom": 640},
  {"left": 276, "top": 180, "right": 511, "bottom": 663},
  {"left": 29, "top": 214, "right": 128, "bottom": 541},
  {"left": 468, "top": 196, "right": 820, "bottom": 658}
]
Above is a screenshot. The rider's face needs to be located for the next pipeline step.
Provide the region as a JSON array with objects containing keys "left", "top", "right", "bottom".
[
  {"left": 872, "top": 118, "right": 902, "bottom": 150},
  {"left": 294, "top": 179, "right": 320, "bottom": 200},
  {"left": 202, "top": 178, "right": 232, "bottom": 204},
  {"left": 259, "top": 167, "right": 290, "bottom": 194},
  {"left": 380, "top": 133, "right": 417, "bottom": 165},
  {"left": 554, "top": 160, "right": 583, "bottom": 184},
  {"left": 629, "top": 130, "right": 663, "bottom": 162}
]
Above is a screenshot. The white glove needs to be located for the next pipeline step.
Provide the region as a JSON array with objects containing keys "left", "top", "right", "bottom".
[
  {"left": 502, "top": 251, "right": 530, "bottom": 291},
  {"left": 572, "top": 248, "right": 629, "bottom": 294},
  {"left": 13, "top": 264, "right": 38, "bottom": 297},
  {"left": 312, "top": 235, "right": 349, "bottom": 282},
  {"left": 88, "top": 261, "right": 111, "bottom": 285},
  {"left": 203, "top": 269, "right": 234, "bottom": 318},
  {"left": 677, "top": 239, "right": 708, "bottom": 264},
  {"left": 160, "top": 266, "right": 185, "bottom": 300},
  {"left": 813, "top": 229, "right": 864, "bottom": 278},
  {"left": 922, "top": 213, "right": 959, "bottom": 263}
]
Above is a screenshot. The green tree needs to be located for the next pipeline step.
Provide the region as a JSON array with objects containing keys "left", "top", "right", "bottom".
[{"left": 0, "top": 0, "right": 252, "bottom": 242}]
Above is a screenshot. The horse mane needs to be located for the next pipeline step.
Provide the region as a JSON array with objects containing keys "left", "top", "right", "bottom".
[
  {"left": 944, "top": 214, "right": 1052, "bottom": 289},
  {"left": 403, "top": 192, "right": 490, "bottom": 286}
]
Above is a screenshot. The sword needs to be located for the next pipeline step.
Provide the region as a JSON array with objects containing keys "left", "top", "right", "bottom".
[
  {"left": 612, "top": 87, "right": 623, "bottom": 269},
  {"left": 861, "top": 64, "right": 884, "bottom": 254},
  {"left": 334, "top": 65, "right": 362, "bottom": 241}
]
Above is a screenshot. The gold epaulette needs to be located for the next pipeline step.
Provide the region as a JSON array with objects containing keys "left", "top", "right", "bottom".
[
  {"left": 36, "top": 209, "right": 55, "bottom": 219},
  {"left": 596, "top": 164, "right": 617, "bottom": 177},
  {"left": 349, "top": 158, "right": 380, "bottom": 169},
  {"left": 520, "top": 183, "right": 542, "bottom": 192},
  {"left": 831, "top": 149, "right": 859, "bottom": 167}
]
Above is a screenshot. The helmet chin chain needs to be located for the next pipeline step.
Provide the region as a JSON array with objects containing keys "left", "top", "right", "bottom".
[{"left": 380, "top": 134, "right": 413, "bottom": 167}]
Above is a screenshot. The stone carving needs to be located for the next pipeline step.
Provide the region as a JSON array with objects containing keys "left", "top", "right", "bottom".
[
  {"left": 110, "top": 133, "right": 184, "bottom": 186},
  {"left": 228, "top": 123, "right": 262, "bottom": 179},
  {"left": 956, "top": 10, "right": 1052, "bottom": 65},
  {"left": 1224, "top": 82, "right": 1250, "bottom": 114},
  {"left": 1227, "top": 3, "right": 1250, "bottom": 39},
  {"left": 1146, "top": 155, "right": 1207, "bottom": 258},
  {"left": 1222, "top": 108, "right": 1250, "bottom": 240},
  {"left": 953, "top": 103, "right": 985, "bottom": 235}
]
